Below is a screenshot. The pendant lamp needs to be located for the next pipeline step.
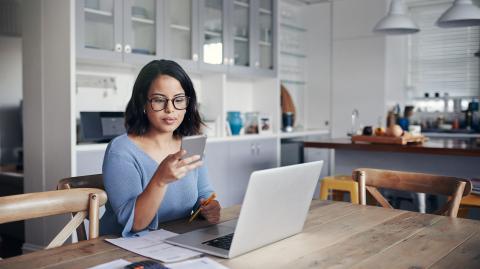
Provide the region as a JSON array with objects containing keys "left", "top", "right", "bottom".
[
  {"left": 374, "top": 0, "right": 419, "bottom": 35},
  {"left": 436, "top": 0, "right": 480, "bottom": 28}
]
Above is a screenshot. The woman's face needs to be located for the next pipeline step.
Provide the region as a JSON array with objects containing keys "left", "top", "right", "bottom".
[{"left": 145, "top": 75, "right": 188, "bottom": 134}]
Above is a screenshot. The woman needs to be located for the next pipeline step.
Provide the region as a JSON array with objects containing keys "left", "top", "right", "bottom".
[{"left": 100, "top": 60, "right": 221, "bottom": 237}]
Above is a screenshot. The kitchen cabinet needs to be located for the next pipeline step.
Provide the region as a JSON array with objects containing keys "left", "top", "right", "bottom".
[
  {"left": 76, "top": 0, "right": 163, "bottom": 65},
  {"left": 163, "top": 0, "right": 199, "bottom": 72},
  {"left": 76, "top": 0, "right": 277, "bottom": 77},
  {"left": 205, "top": 138, "right": 278, "bottom": 207}
]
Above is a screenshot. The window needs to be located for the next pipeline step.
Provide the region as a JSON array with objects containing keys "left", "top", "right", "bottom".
[{"left": 408, "top": 3, "right": 480, "bottom": 97}]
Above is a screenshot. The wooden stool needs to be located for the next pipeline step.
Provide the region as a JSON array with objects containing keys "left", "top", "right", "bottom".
[
  {"left": 458, "top": 193, "right": 480, "bottom": 218},
  {"left": 320, "top": 175, "right": 359, "bottom": 204}
]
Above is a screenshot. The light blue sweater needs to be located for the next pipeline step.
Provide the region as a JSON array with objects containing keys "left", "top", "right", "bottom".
[{"left": 100, "top": 134, "right": 214, "bottom": 237}]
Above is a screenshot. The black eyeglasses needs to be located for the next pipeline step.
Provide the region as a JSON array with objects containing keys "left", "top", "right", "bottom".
[{"left": 148, "top": 96, "right": 190, "bottom": 112}]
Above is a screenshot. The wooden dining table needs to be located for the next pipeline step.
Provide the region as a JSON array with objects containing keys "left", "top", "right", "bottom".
[{"left": 1, "top": 200, "right": 479, "bottom": 269}]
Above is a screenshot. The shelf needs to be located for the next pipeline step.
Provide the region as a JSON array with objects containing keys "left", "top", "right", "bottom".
[
  {"left": 84, "top": 8, "right": 113, "bottom": 17},
  {"left": 259, "top": 8, "right": 272, "bottom": 15},
  {"left": 207, "top": 134, "right": 278, "bottom": 143},
  {"left": 234, "top": 1, "right": 249, "bottom": 8},
  {"left": 234, "top": 36, "right": 248, "bottom": 42},
  {"left": 411, "top": 96, "right": 477, "bottom": 101},
  {"left": 205, "top": 30, "right": 222, "bottom": 37},
  {"left": 280, "top": 22, "right": 307, "bottom": 32},
  {"left": 170, "top": 24, "right": 190, "bottom": 31},
  {"left": 281, "top": 79, "right": 306, "bottom": 85},
  {"left": 279, "top": 129, "right": 330, "bottom": 139},
  {"left": 280, "top": 51, "right": 306, "bottom": 58},
  {"left": 259, "top": 41, "right": 272, "bottom": 47},
  {"left": 131, "top": 16, "right": 154, "bottom": 25}
]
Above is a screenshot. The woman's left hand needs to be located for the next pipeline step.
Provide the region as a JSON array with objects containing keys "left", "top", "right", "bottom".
[{"left": 199, "top": 199, "right": 221, "bottom": 224}]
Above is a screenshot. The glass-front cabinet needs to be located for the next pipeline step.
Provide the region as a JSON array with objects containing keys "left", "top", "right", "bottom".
[
  {"left": 76, "top": 0, "right": 276, "bottom": 76},
  {"left": 228, "top": 0, "right": 252, "bottom": 74},
  {"left": 199, "top": 0, "right": 228, "bottom": 71},
  {"left": 163, "top": 0, "right": 199, "bottom": 71},
  {"left": 76, "top": 0, "right": 122, "bottom": 61},
  {"left": 254, "top": 0, "right": 276, "bottom": 76},
  {"left": 76, "top": 0, "right": 162, "bottom": 64},
  {"left": 123, "top": 0, "right": 162, "bottom": 63}
]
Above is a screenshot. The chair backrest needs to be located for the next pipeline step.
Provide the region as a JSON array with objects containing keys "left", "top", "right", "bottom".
[
  {"left": 352, "top": 168, "right": 472, "bottom": 217},
  {"left": 0, "top": 188, "right": 107, "bottom": 249},
  {"left": 58, "top": 174, "right": 104, "bottom": 190},
  {"left": 57, "top": 174, "right": 104, "bottom": 241}
]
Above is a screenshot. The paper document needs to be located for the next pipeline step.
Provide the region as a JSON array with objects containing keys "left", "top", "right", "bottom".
[
  {"left": 105, "top": 229, "right": 202, "bottom": 263},
  {"left": 166, "top": 257, "right": 229, "bottom": 269},
  {"left": 88, "top": 259, "right": 130, "bottom": 269}
]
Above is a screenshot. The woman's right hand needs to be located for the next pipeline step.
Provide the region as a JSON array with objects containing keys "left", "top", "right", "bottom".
[{"left": 154, "top": 150, "right": 203, "bottom": 186}]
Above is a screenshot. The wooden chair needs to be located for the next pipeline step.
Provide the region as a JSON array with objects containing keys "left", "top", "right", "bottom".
[
  {"left": 352, "top": 168, "right": 471, "bottom": 217},
  {"left": 57, "top": 174, "right": 104, "bottom": 241},
  {"left": 0, "top": 188, "right": 107, "bottom": 249},
  {"left": 57, "top": 174, "right": 104, "bottom": 190}
]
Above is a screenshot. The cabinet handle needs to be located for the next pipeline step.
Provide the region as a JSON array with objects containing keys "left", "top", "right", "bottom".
[
  {"left": 255, "top": 143, "right": 260, "bottom": 156},
  {"left": 229, "top": 58, "right": 234, "bottom": 65},
  {"left": 255, "top": 61, "right": 260, "bottom": 68},
  {"left": 115, "top": 43, "right": 122, "bottom": 52},
  {"left": 192, "top": 54, "right": 198, "bottom": 62},
  {"left": 251, "top": 143, "right": 256, "bottom": 155},
  {"left": 124, "top": 44, "right": 132, "bottom": 54}
]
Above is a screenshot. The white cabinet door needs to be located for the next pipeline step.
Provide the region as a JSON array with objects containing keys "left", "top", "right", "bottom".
[
  {"left": 228, "top": 138, "right": 278, "bottom": 206},
  {"left": 205, "top": 138, "right": 278, "bottom": 207},
  {"left": 227, "top": 140, "right": 257, "bottom": 206},
  {"left": 204, "top": 142, "right": 231, "bottom": 206}
]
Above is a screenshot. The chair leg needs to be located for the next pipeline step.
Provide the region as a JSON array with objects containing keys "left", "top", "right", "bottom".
[
  {"left": 320, "top": 182, "right": 329, "bottom": 201},
  {"left": 349, "top": 185, "right": 359, "bottom": 204}
]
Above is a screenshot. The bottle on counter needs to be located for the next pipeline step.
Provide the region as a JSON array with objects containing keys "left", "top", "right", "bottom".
[{"left": 452, "top": 117, "right": 460, "bottom": 130}]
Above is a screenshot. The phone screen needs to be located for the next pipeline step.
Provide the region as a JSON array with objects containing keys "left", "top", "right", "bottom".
[{"left": 180, "top": 135, "right": 207, "bottom": 160}]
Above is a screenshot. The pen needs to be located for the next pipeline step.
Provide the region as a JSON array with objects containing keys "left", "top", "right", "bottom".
[{"left": 189, "top": 193, "right": 216, "bottom": 223}]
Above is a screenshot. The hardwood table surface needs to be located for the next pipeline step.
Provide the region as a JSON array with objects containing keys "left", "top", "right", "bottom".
[
  {"left": 304, "top": 137, "right": 480, "bottom": 157},
  {"left": 1, "top": 200, "right": 479, "bottom": 269}
]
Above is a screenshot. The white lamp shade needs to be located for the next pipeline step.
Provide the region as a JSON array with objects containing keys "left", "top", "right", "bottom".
[
  {"left": 436, "top": 0, "right": 480, "bottom": 28},
  {"left": 374, "top": 0, "right": 419, "bottom": 35}
]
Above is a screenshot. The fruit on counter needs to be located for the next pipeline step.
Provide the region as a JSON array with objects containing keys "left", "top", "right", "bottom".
[
  {"left": 374, "top": 127, "right": 385, "bottom": 136},
  {"left": 362, "top": 126, "right": 373, "bottom": 136},
  {"left": 386, "top": 124, "right": 404, "bottom": 137}
]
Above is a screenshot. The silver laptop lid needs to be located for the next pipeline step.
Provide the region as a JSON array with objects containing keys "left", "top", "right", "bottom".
[{"left": 229, "top": 161, "right": 323, "bottom": 258}]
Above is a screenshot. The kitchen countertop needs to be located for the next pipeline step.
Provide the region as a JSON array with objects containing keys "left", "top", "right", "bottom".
[{"left": 304, "top": 137, "right": 480, "bottom": 157}]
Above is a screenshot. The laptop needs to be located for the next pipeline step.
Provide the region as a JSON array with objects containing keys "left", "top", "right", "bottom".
[{"left": 165, "top": 161, "right": 323, "bottom": 258}]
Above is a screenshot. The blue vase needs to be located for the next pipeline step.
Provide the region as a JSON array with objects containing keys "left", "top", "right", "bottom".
[{"left": 227, "top": 111, "right": 243, "bottom": 135}]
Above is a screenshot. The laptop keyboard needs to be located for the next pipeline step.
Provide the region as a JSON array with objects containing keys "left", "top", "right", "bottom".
[{"left": 202, "top": 233, "right": 234, "bottom": 250}]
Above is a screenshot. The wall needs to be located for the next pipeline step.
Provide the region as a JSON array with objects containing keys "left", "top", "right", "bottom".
[
  {"left": 0, "top": 36, "right": 23, "bottom": 164},
  {"left": 304, "top": 2, "right": 331, "bottom": 130},
  {"left": 23, "top": 0, "right": 74, "bottom": 251},
  {"left": 331, "top": 0, "right": 408, "bottom": 137}
]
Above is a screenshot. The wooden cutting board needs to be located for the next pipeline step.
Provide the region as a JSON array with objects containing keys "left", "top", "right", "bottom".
[{"left": 351, "top": 135, "right": 427, "bottom": 145}]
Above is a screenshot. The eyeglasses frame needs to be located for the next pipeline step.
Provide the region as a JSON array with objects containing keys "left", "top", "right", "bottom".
[{"left": 147, "top": 95, "right": 190, "bottom": 112}]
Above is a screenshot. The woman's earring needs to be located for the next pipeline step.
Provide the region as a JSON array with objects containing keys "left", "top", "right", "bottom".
[{"left": 143, "top": 109, "right": 146, "bottom": 114}]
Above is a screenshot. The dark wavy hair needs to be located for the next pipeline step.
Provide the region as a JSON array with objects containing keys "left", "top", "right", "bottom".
[{"left": 125, "top": 59, "right": 203, "bottom": 137}]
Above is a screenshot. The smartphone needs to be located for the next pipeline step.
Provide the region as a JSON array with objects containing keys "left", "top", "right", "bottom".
[{"left": 180, "top": 134, "right": 207, "bottom": 160}]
